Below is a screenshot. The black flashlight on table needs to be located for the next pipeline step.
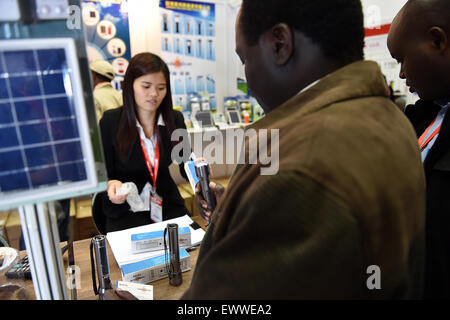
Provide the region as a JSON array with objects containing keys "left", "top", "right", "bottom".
[
  {"left": 165, "top": 223, "right": 182, "bottom": 286},
  {"left": 90, "top": 235, "right": 113, "bottom": 300}
]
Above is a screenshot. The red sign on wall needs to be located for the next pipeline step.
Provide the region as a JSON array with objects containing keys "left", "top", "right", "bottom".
[{"left": 365, "top": 24, "right": 391, "bottom": 37}]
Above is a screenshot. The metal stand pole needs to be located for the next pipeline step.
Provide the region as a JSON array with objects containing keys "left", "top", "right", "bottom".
[{"left": 18, "top": 202, "right": 68, "bottom": 300}]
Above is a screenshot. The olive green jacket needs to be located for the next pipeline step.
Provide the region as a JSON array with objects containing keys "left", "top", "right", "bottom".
[
  {"left": 94, "top": 82, "right": 123, "bottom": 122},
  {"left": 183, "top": 61, "right": 426, "bottom": 299}
]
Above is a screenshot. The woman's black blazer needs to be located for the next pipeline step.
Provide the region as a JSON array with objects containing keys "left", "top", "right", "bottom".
[{"left": 99, "top": 107, "right": 190, "bottom": 231}]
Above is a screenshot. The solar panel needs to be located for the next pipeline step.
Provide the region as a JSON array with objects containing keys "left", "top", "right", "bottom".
[
  {"left": 228, "top": 110, "right": 241, "bottom": 124},
  {"left": 195, "top": 111, "right": 213, "bottom": 127},
  {"left": 0, "top": 38, "right": 97, "bottom": 209}
]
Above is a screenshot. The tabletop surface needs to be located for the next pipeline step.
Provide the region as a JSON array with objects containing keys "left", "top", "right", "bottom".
[{"left": 0, "top": 216, "right": 205, "bottom": 300}]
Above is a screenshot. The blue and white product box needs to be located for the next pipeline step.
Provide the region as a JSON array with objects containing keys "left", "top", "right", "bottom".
[
  {"left": 121, "top": 249, "right": 191, "bottom": 284},
  {"left": 131, "top": 227, "right": 191, "bottom": 254}
]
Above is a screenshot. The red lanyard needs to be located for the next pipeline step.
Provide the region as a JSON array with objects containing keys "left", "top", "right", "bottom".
[
  {"left": 139, "top": 136, "right": 160, "bottom": 188},
  {"left": 418, "top": 117, "right": 442, "bottom": 151}
]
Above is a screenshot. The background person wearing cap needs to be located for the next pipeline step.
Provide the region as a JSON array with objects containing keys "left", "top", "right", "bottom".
[{"left": 90, "top": 59, "right": 123, "bottom": 121}]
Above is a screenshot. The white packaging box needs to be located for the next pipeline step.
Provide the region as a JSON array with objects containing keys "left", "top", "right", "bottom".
[
  {"left": 131, "top": 227, "right": 191, "bottom": 254},
  {"left": 121, "top": 249, "right": 191, "bottom": 284}
]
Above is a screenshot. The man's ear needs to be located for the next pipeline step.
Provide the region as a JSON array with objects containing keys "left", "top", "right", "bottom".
[
  {"left": 428, "top": 26, "right": 447, "bottom": 52},
  {"left": 264, "top": 23, "right": 293, "bottom": 66}
]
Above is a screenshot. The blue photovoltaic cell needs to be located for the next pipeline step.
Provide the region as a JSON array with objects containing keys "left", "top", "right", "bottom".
[
  {"left": 46, "top": 97, "right": 73, "bottom": 118},
  {"left": 60, "top": 162, "right": 86, "bottom": 182},
  {"left": 25, "top": 146, "right": 55, "bottom": 167},
  {"left": 0, "top": 172, "right": 29, "bottom": 192},
  {"left": 42, "top": 73, "right": 66, "bottom": 95},
  {"left": 50, "top": 119, "right": 79, "bottom": 141},
  {"left": 55, "top": 141, "right": 83, "bottom": 163},
  {"left": 0, "top": 47, "right": 88, "bottom": 195},
  {"left": 9, "top": 76, "right": 41, "bottom": 98},
  {"left": 20, "top": 123, "right": 50, "bottom": 144},
  {"left": 15, "top": 99, "right": 45, "bottom": 121},
  {"left": 0, "top": 150, "right": 24, "bottom": 171},
  {"left": 30, "top": 166, "right": 58, "bottom": 187},
  {"left": 0, "top": 127, "right": 19, "bottom": 148},
  {"left": 37, "top": 49, "right": 66, "bottom": 71},
  {"left": 0, "top": 103, "right": 13, "bottom": 124},
  {"left": 4, "top": 50, "right": 37, "bottom": 73}
]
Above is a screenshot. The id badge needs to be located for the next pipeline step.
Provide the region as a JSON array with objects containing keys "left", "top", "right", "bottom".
[{"left": 150, "top": 189, "right": 163, "bottom": 222}]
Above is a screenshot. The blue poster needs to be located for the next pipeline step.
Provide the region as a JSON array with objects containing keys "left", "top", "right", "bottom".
[
  {"left": 81, "top": 0, "right": 131, "bottom": 91},
  {"left": 159, "top": 0, "right": 217, "bottom": 111},
  {"left": 160, "top": 0, "right": 215, "bottom": 61}
]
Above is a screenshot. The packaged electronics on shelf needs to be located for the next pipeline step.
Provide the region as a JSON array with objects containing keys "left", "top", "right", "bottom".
[
  {"left": 237, "top": 96, "right": 253, "bottom": 124},
  {"left": 188, "top": 93, "right": 202, "bottom": 115}
]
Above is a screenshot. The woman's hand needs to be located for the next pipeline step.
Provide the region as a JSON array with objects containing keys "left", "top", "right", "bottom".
[{"left": 107, "top": 180, "right": 128, "bottom": 204}]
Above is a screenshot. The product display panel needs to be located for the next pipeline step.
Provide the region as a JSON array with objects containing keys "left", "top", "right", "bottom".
[
  {"left": 195, "top": 111, "right": 214, "bottom": 127},
  {"left": 0, "top": 38, "right": 98, "bottom": 209},
  {"left": 228, "top": 110, "right": 241, "bottom": 124}
]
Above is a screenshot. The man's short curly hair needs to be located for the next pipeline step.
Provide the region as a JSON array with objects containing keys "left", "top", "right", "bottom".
[{"left": 239, "top": 0, "right": 365, "bottom": 64}]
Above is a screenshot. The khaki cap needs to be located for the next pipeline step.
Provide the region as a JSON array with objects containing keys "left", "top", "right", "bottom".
[{"left": 90, "top": 60, "right": 115, "bottom": 80}]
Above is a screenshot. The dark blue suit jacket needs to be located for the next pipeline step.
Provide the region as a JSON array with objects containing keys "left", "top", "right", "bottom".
[{"left": 406, "top": 99, "right": 450, "bottom": 299}]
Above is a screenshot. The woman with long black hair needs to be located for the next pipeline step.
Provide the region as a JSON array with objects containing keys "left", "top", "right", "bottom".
[{"left": 99, "top": 52, "right": 190, "bottom": 233}]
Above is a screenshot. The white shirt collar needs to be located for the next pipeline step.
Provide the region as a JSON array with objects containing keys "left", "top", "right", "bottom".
[
  {"left": 136, "top": 113, "right": 165, "bottom": 129},
  {"left": 136, "top": 122, "right": 148, "bottom": 141}
]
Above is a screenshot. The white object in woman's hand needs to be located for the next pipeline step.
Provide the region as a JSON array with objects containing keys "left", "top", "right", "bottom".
[{"left": 107, "top": 180, "right": 128, "bottom": 204}]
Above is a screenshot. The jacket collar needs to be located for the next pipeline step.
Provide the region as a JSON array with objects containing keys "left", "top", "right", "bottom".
[
  {"left": 251, "top": 60, "right": 389, "bottom": 130},
  {"left": 113, "top": 109, "right": 166, "bottom": 164},
  {"left": 434, "top": 97, "right": 450, "bottom": 108},
  {"left": 94, "top": 82, "right": 113, "bottom": 90}
]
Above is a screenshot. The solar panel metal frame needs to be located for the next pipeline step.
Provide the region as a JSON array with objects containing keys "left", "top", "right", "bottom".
[{"left": 0, "top": 38, "right": 97, "bottom": 209}]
